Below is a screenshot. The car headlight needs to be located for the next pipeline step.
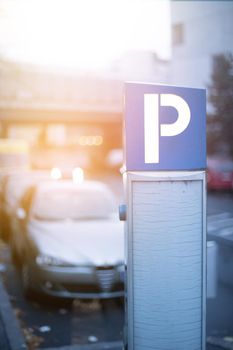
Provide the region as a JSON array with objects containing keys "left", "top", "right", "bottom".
[
  {"left": 36, "top": 254, "right": 75, "bottom": 267},
  {"left": 50, "top": 167, "right": 62, "bottom": 180}
]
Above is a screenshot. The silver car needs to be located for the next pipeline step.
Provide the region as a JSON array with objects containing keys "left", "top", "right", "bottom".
[{"left": 12, "top": 180, "right": 124, "bottom": 299}]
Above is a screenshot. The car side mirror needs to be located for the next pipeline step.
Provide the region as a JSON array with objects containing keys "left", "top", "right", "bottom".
[{"left": 16, "top": 207, "right": 26, "bottom": 220}]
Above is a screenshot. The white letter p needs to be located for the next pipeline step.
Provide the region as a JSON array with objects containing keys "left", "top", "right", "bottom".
[{"left": 144, "top": 94, "right": 191, "bottom": 164}]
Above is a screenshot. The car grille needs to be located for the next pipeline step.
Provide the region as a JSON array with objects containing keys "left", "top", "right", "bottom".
[
  {"left": 96, "top": 266, "right": 116, "bottom": 292},
  {"left": 56, "top": 283, "right": 100, "bottom": 293}
]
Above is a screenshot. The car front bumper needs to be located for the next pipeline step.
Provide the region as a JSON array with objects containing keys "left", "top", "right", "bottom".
[{"left": 29, "top": 263, "right": 125, "bottom": 299}]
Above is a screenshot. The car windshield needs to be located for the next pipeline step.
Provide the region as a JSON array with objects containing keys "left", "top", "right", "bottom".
[{"left": 31, "top": 187, "right": 116, "bottom": 221}]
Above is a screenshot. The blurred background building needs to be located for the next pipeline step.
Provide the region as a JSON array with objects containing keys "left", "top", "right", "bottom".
[
  {"left": 0, "top": 52, "right": 168, "bottom": 171},
  {"left": 170, "top": 1, "right": 233, "bottom": 104},
  {"left": 170, "top": 0, "right": 233, "bottom": 157}
]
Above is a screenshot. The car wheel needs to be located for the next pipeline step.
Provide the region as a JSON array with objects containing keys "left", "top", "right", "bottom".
[
  {"left": 21, "top": 264, "right": 34, "bottom": 299},
  {"left": 116, "top": 296, "right": 124, "bottom": 308}
]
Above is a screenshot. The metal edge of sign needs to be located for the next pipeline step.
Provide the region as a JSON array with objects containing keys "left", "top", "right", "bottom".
[
  {"left": 202, "top": 171, "right": 207, "bottom": 350},
  {"left": 125, "top": 81, "right": 206, "bottom": 92},
  {"left": 125, "top": 171, "right": 134, "bottom": 350}
]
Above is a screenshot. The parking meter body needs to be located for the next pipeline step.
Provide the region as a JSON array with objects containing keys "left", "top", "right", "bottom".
[{"left": 123, "top": 82, "right": 206, "bottom": 350}]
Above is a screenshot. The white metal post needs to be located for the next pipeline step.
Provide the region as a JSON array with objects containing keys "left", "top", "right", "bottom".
[{"left": 124, "top": 171, "right": 206, "bottom": 350}]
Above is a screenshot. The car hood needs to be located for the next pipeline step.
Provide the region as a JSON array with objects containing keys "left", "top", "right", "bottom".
[{"left": 28, "top": 217, "right": 124, "bottom": 266}]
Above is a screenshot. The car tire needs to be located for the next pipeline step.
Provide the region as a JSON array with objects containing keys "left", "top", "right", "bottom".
[
  {"left": 116, "top": 296, "right": 124, "bottom": 308},
  {"left": 21, "top": 264, "right": 34, "bottom": 299}
]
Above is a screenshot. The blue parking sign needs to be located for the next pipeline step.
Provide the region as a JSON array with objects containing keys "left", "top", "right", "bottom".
[{"left": 124, "top": 82, "right": 206, "bottom": 171}]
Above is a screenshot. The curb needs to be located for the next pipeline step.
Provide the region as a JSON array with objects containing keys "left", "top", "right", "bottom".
[
  {"left": 42, "top": 340, "right": 123, "bottom": 350},
  {"left": 0, "top": 276, "right": 27, "bottom": 350}
]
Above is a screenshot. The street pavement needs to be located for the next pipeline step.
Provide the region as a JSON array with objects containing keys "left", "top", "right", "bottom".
[{"left": 0, "top": 241, "right": 26, "bottom": 350}]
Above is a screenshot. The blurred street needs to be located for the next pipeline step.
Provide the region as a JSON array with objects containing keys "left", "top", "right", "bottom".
[
  {"left": 0, "top": 175, "right": 233, "bottom": 349},
  {"left": 206, "top": 192, "right": 233, "bottom": 350}
]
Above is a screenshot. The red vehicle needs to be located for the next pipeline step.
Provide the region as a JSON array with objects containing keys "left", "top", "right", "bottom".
[{"left": 207, "top": 157, "right": 233, "bottom": 191}]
